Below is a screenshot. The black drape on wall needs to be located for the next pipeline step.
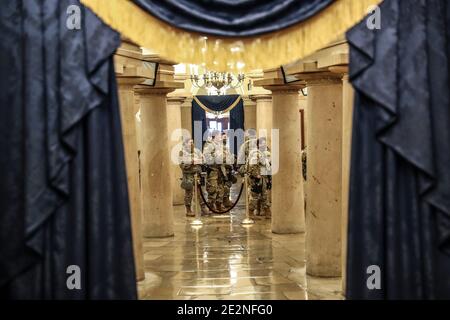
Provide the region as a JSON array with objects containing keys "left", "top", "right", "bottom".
[
  {"left": 192, "top": 99, "right": 208, "bottom": 150},
  {"left": 0, "top": 0, "right": 136, "bottom": 299},
  {"left": 132, "top": 0, "right": 334, "bottom": 37},
  {"left": 192, "top": 95, "right": 244, "bottom": 154},
  {"left": 346, "top": 0, "right": 450, "bottom": 299}
]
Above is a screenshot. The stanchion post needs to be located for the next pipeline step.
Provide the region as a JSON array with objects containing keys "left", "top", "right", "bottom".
[
  {"left": 241, "top": 173, "right": 254, "bottom": 225},
  {"left": 191, "top": 173, "right": 203, "bottom": 226}
]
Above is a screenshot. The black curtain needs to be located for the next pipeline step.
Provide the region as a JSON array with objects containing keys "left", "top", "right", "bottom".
[
  {"left": 346, "top": 0, "right": 450, "bottom": 299},
  {"left": 192, "top": 95, "right": 244, "bottom": 154},
  {"left": 131, "top": 0, "right": 334, "bottom": 37},
  {"left": 0, "top": 0, "right": 136, "bottom": 299}
]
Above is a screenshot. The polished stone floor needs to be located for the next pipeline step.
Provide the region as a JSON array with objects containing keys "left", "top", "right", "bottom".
[{"left": 138, "top": 186, "right": 342, "bottom": 300}]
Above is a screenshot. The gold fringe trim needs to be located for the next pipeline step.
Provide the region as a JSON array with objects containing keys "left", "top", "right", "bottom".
[
  {"left": 81, "top": 0, "right": 382, "bottom": 71},
  {"left": 193, "top": 95, "right": 242, "bottom": 114}
]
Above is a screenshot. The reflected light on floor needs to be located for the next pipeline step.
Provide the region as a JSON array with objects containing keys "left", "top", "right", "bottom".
[{"left": 138, "top": 184, "right": 342, "bottom": 300}]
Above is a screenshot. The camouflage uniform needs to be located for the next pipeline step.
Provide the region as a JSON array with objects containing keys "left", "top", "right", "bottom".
[
  {"left": 245, "top": 149, "right": 272, "bottom": 217},
  {"left": 179, "top": 146, "right": 208, "bottom": 216},
  {"left": 237, "top": 136, "right": 258, "bottom": 175},
  {"left": 203, "top": 139, "right": 225, "bottom": 211},
  {"left": 221, "top": 142, "right": 235, "bottom": 208}
]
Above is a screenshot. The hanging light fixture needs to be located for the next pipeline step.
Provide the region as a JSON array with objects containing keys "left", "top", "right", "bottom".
[{"left": 190, "top": 70, "right": 245, "bottom": 95}]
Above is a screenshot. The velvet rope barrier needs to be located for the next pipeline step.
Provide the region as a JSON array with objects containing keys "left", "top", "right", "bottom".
[{"left": 198, "top": 180, "right": 244, "bottom": 215}]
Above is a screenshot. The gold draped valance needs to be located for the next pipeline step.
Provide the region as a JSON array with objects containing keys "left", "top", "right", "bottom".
[
  {"left": 81, "top": 0, "right": 382, "bottom": 71},
  {"left": 193, "top": 96, "right": 242, "bottom": 115}
]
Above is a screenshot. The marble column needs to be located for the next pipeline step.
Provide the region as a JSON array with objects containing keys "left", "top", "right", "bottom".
[
  {"left": 267, "top": 86, "right": 305, "bottom": 234},
  {"left": 243, "top": 97, "right": 257, "bottom": 130},
  {"left": 341, "top": 72, "right": 354, "bottom": 292},
  {"left": 117, "top": 79, "right": 145, "bottom": 281},
  {"left": 305, "top": 76, "right": 343, "bottom": 277},
  {"left": 136, "top": 88, "right": 175, "bottom": 238},
  {"left": 166, "top": 95, "right": 185, "bottom": 206},
  {"left": 180, "top": 97, "right": 193, "bottom": 138},
  {"left": 253, "top": 94, "right": 273, "bottom": 143}
]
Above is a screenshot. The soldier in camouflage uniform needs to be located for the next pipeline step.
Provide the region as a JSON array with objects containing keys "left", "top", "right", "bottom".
[
  {"left": 179, "top": 138, "right": 209, "bottom": 217},
  {"left": 203, "top": 131, "right": 226, "bottom": 212},
  {"left": 220, "top": 132, "right": 235, "bottom": 208},
  {"left": 245, "top": 137, "right": 272, "bottom": 218},
  {"left": 237, "top": 129, "right": 257, "bottom": 175}
]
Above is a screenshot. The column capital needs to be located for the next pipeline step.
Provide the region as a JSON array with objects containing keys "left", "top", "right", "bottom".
[
  {"left": 280, "top": 40, "right": 350, "bottom": 86},
  {"left": 329, "top": 65, "right": 349, "bottom": 74},
  {"left": 264, "top": 85, "right": 304, "bottom": 94},
  {"left": 166, "top": 95, "right": 186, "bottom": 104},
  {"left": 303, "top": 73, "right": 343, "bottom": 87},
  {"left": 329, "top": 65, "right": 350, "bottom": 82},
  {"left": 115, "top": 40, "right": 156, "bottom": 87},
  {"left": 167, "top": 87, "right": 190, "bottom": 104},
  {"left": 116, "top": 64, "right": 157, "bottom": 82},
  {"left": 134, "top": 85, "right": 177, "bottom": 96},
  {"left": 249, "top": 94, "right": 272, "bottom": 102},
  {"left": 116, "top": 77, "right": 148, "bottom": 87},
  {"left": 135, "top": 78, "right": 184, "bottom": 96},
  {"left": 242, "top": 96, "right": 256, "bottom": 107},
  {"left": 253, "top": 67, "right": 305, "bottom": 94},
  {"left": 181, "top": 97, "right": 193, "bottom": 108},
  {"left": 254, "top": 77, "right": 305, "bottom": 94}
]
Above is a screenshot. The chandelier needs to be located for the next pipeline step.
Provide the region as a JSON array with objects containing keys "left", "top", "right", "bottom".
[{"left": 190, "top": 71, "right": 245, "bottom": 94}]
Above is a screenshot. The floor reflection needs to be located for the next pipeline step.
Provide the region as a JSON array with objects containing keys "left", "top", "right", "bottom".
[{"left": 138, "top": 186, "right": 343, "bottom": 300}]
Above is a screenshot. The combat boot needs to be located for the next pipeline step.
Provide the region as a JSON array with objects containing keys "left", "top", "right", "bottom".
[
  {"left": 201, "top": 204, "right": 210, "bottom": 216},
  {"left": 207, "top": 201, "right": 216, "bottom": 212},
  {"left": 185, "top": 205, "right": 195, "bottom": 217},
  {"left": 215, "top": 201, "right": 223, "bottom": 212},
  {"left": 223, "top": 198, "right": 233, "bottom": 208},
  {"left": 252, "top": 209, "right": 260, "bottom": 217}
]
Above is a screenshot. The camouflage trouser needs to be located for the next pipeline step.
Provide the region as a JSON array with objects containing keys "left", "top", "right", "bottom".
[
  {"left": 183, "top": 174, "right": 204, "bottom": 208},
  {"left": 248, "top": 177, "right": 270, "bottom": 214},
  {"left": 184, "top": 189, "right": 206, "bottom": 211},
  {"left": 223, "top": 183, "right": 231, "bottom": 204},
  {"left": 206, "top": 169, "right": 224, "bottom": 204}
]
